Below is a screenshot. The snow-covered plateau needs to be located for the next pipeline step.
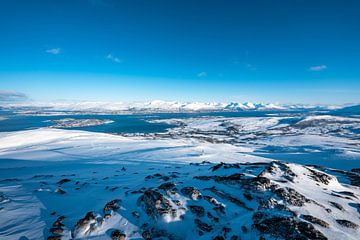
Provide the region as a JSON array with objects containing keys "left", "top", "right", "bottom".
[{"left": 0, "top": 113, "right": 360, "bottom": 240}]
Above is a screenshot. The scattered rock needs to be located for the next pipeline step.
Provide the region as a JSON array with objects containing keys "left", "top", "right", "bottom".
[
  {"left": 307, "top": 168, "right": 333, "bottom": 185},
  {"left": 336, "top": 219, "right": 359, "bottom": 229},
  {"left": 194, "top": 219, "right": 213, "bottom": 233},
  {"left": 103, "top": 199, "right": 121, "bottom": 214},
  {"left": 302, "top": 215, "right": 329, "bottom": 228},
  {"left": 111, "top": 229, "right": 126, "bottom": 240},
  {"left": 74, "top": 211, "right": 98, "bottom": 236},
  {"left": 253, "top": 212, "right": 327, "bottom": 240},
  {"left": 138, "top": 190, "right": 172, "bottom": 219},
  {"left": 54, "top": 188, "right": 66, "bottom": 194},
  {"left": 273, "top": 187, "right": 310, "bottom": 206},
  {"left": 189, "top": 205, "right": 205, "bottom": 217},
  {"left": 180, "top": 186, "right": 202, "bottom": 200},
  {"left": 329, "top": 201, "right": 344, "bottom": 211},
  {"left": 206, "top": 186, "right": 252, "bottom": 210},
  {"left": 56, "top": 179, "right": 71, "bottom": 185},
  {"left": 158, "top": 182, "right": 176, "bottom": 191}
]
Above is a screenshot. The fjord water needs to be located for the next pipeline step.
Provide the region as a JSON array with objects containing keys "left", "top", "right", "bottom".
[{"left": 0, "top": 110, "right": 300, "bottom": 133}]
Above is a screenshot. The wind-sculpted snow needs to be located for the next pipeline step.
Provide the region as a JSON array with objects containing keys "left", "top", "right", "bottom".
[{"left": 0, "top": 128, "right": 359, "bottom": 239}]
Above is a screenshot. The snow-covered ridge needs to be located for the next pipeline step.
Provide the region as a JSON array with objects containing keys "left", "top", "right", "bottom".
[{"left": 0, "top": 100, "right": 337, "bottom": 114}]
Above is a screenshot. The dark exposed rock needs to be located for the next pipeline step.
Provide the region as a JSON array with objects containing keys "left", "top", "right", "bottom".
[
  {"left": 47, "top": 236, "right": 62, "bottom": 240},
  {"left": 140, "top": 227, "right": 173, "bottom": 239},
  {"left": 173, "top": 199, "right": 182, "bottom": 206},
  {"left": 347, "top": 172, "right": 360, "bottom": 187},
  {"left": 329, "top": 201, "right": 344, "bottom": 211},
  {"left": 103, "top": 199, "right": 121, "bottom": 214},
  {"left": 195, "top": 173, "right": 245, "bottom": 185},
  {"left": 259, "top": 162, "right": 296, "bottom": 182},
  {"left": 0, "top": 192, "right": 10, "bottom": 204},
  {"left": 54, "top": 188, "right": 66, "bottom": 194},
  {"left": 52, "top": 216, "right": 65, "bottom": 227},
  {"left": 273, "top": 187, "right": 310, "bottom": 206},
  {"left": 241, "top": 225, "right": 248, "bottom": 233},
  {"left": 206, "top": 187, "right": 252, "bottom": 210},
  {"left": 142, "top": 230, "right": 151, "bottom": 239},
  {"left": 195, "top": 219, "right": 213, "bottom": 232},
  {"left": 253, "top": 212, "right": 327, "bottom": 240},
  {"left": 241, "top": 176, "right": 273, "bottom": 192},
  {"left": 188, "top": 205, "right": 205, "bottom": 217},
  {"left": 56, "top": 179, "right": 71, "bottom": 185},
  {"left": 203, "top": 195, "right": 225, "bottom": 214},
  {"left": 158, "top": 182, "right": 176, "bottom": 191},
  {"left": 32, "top": 174, "right": 54, "bottom": 179},
  {"left": 243, "top": 191, "right": 253, "bottom": 200},
  {"left": 211, "top": 162, "right": 240, "bottom": 172},
  {"left": 180, "top": 186, "right": 202, "bottom": 200},
  {"left": 132, "top": 211, "right": 140, "bottom": 218},
  {"left": 221, "top": 226, "right": 231, "bottom": 237},
  {"left": 336, "top": 191, "right": 358, "bottom": 199},
  {"left": 145, "top": 173, "right": 172, "bottom": 181},
  {"left": 0, "top": 178, "right": 20, "bottom": 183},
  {"left": 258, "top": 198, "right": 292, "bottom": 213},
  {"left": 307, "top": 168, "right": 333, "bottom": 185},
  {"left": 336, "top": 219, "right": 359, "bottom": 229},
  {"left": 137, "top": 190, "right": 172, "bottom": 219},
  {"left": 111, "top": 229, "right": 126, "bottom": 240},
  {"left": 49, "top": 227, "right": 63, "bottom": 235},
  {"left": 74, "top": 211, "right": 98, "bottom": 235},
  {"left": 207, "top": 211, "right": 219, "bottom": 223},
  {"left": 302, "top": 215, "right": 329, "bottom": 228},
  {"left": 109, "top": 187, "right": 119, "bottom": 192},
  {"left": 213, "top": 236, "right": 225, "bottom": 240}
]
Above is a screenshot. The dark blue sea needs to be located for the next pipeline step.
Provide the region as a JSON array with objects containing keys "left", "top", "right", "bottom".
[{"left": 0, "top": 110, "right": 306, "bottom": 134}]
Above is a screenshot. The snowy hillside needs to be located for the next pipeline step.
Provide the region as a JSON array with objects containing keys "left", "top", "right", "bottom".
[{"left": 0, "top": 128, "right": 359, "bottom": 240}]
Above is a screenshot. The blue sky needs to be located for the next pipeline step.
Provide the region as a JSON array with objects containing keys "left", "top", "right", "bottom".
[{"left": 0, "top": 0, "right": 359, "bottom": 104}]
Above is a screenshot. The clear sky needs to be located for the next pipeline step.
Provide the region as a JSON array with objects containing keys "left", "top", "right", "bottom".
[{"left": 0, "top": 0, "right": 359, "bottom": 104}]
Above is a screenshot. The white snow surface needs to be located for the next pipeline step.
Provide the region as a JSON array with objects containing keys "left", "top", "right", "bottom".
[{"left": 0, "top": 125, "right": 359, "bottom": 239}]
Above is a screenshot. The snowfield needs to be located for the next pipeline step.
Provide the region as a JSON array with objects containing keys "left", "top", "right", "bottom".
[{"left": 0, "top": 124, "right": 359, "bottom": 240}]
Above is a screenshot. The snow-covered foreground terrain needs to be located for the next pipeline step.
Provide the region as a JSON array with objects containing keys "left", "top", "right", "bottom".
[
  {"left": 0, "top": 126, "right": 359, "bottom": 240},
  {"left": 149, "top": 115, "right": 360, "bottom": 170}
]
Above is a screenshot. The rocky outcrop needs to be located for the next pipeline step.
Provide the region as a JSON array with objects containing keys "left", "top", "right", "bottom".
[
  {"left": 302, "top": 215, "right": 329, "bottom": 228},
  {"left": 336, "top": 219, "right": 359, "bottom": 229},
  {"left": 253, "top": 212, "right": 327, "bottom": 240},
  {"left": 273, "top": 187, "right": 311, "bottom": 206},
  {"left": 180, "top": 186, "right": 202, "bottom": 200}
]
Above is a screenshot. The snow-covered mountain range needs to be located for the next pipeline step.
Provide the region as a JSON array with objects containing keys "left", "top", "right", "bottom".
[{"left": 0, "top": 100, "right": 344, "bottom": 114}]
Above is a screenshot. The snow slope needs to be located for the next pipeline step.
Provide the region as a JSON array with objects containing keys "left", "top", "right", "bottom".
[{"left": 0, "top": 128, "right": 359, "bottom": 240}]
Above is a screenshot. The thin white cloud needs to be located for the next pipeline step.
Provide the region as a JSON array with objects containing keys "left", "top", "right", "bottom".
[
  {"left": 309, "top": 64, "right": 327, "bottom": 72},
  {"left": 0, "top": 90, "right": 28, "bottom": 102},
  {"left": 106, "top": 54, "right": 121, "bottom": 63},
  {"left": 197, "top": 72, "right": 207, "bottom": 77},
  {"left": 46, "top": 48, "right": 61, "bottom": 55}
]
